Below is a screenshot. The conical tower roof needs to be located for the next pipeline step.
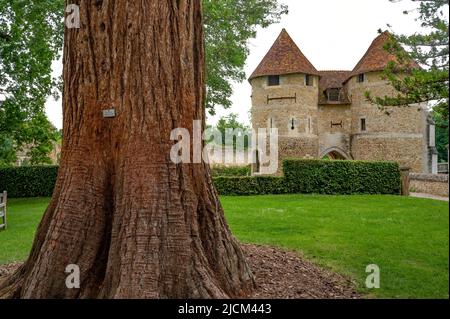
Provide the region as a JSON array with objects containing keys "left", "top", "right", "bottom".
[
  {"left": 249, "top": 29, "right": 319, "bottom": 80},
  {"left": 348, "top": 31, "right": 420, "bottom": 80}
]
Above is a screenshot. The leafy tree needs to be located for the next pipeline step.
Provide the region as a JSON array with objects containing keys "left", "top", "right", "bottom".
[
  {"left": 432, "top": 110, "right": 449, "bottom": 162},
  {"left": 0, "top": 133, "right": 15, "bottom": 166},
  {"left": 213, "top": 113, "right": 251, "bottom": 148},
  {"left": 203, "top": 0, "right": 288, "bottom": 114},
  {"left": 0, "top": 0, "right": 254, "bottom": 299},
  {"left": 0, "top": 0, "right": 63, "bottom": 165},
  {"left": 366, "top": 0, "right": 449, "bottom": 120},
  {"left": 0, "top": 0, "right": 286, "bottom": 165}
]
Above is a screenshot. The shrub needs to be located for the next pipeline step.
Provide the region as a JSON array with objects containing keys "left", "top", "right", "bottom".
[
  {"left": 211, "top": 165, "right": 251, "bottom": 177},
  {"left": 283, "top": 159, "right": 401, "bottom": 195},
  {"left": 213, "top": 176, "right": 286, "bottom": 196},
  {"left": 0, "top": 160, "right": 401, "bottom": 198},
  {"left": 0, "top": 166, "right": 58, "bottom": 198}
]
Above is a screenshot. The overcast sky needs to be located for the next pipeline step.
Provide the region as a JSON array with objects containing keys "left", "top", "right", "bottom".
[{"left": 45, "top": 0, "right": 424, "bottom": 129}]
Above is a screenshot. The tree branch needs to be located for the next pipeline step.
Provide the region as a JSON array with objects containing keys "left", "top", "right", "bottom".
[{"left": 0, "top": 32, "right": 11, "bottom": 40}]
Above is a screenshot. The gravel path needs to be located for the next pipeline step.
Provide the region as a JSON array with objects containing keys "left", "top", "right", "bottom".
[
  {"left": 0, "top": 244, "right": 360, "bottom": 299},
  {"left": 410, "top": 193, "right": 449, "bottom": 202}
]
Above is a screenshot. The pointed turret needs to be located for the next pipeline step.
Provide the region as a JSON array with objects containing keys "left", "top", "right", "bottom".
[
  {"left": 249, "top": 29, "right": 319, "bottom": 81},
  {"left": 347, "top": 31, "right": 420, "bottom": 80}
]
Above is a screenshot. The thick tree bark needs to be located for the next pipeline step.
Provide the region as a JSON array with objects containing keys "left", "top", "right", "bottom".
[{"left": 0, "top": 0, "right": 254, "bottom": 299}]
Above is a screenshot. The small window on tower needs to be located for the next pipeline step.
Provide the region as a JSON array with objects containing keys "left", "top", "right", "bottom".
[
  {"left": 254, "top": 150, "right": 261, "bottom": 173},
  {"left": 360, "top": 118, "right": 367, "bottom": 132},
  {"left": 357, "top": 74, "right": 365, "bottom": 83},
  {"left": 268, "top": 75, "right": 280, "bottom": 86},
  {"left": 305, "top": 74, "right": 313, "bottom": 86}
]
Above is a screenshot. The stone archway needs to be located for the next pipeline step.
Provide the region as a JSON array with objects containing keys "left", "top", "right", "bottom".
[{"left": 320, "top": 147, "right": 353, "bottom": 160}]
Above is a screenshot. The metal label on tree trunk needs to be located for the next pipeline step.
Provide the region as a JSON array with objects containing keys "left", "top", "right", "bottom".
[{"left": 102, "top": 109, "right": 116, "bottom": 118}]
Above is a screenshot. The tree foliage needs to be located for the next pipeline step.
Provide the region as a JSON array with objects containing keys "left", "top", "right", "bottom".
[
  {"left": 367, "top": 0, "right": 449, "bottom": 121},
  {"left": 212, "top": 113, "right": 251, "bottom": 148},
  {"left": 0, "top": 0, "right": 286, "bottom": 165},
  {"left": 203, "top": 0, "right": 288, "bottom": 114},
  {"left": 0, "top": 0, "right": 63, "bottom": 165},
  {"left": 432, "top": 110, "right": 449, "bottom": 161}
]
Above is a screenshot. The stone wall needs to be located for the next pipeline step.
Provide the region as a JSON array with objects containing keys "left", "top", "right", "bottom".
[
  {"left": 346, "top": 71, "right": 429, "bottom": 172},
  {"left": 251, "top": 73, "right": 319, "bottom": 137},
  {"left": 351, "top": 135, "right": 425, "bottom": 172},
  {"left": 410, "top": 173, "right": 449, "bottom": 197},
  {"left": 251, "top": 73, "right": 320, "bottom": 174},
  {"left": 250, "top": 71, "right": 431, "bottom": 174},
  {"left": 317, "top": 104, "right": 352, "bottom": 158}
]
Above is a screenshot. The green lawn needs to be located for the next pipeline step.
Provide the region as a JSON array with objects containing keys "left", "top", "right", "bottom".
[
  {"left": 0, "top": 198, "right": 49, "bottom": 263},
  {"left": 1, "top": 195, "right": 448, "bottom": 299}
]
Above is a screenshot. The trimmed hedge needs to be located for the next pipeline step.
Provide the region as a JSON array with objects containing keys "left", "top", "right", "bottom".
[
  {"left": 283, "top": 159, "right": 401, "bottom": 195},
  {"left": 0, "top": 166, "right": 58, "bottom": 198},
  {"left": 214, "top": 176, "right": 286, "bottom": 196},
  {"left": 0, "top": 159, "right": 401, "bottom": 198},
  {"left": 211, "top": 165, "right": 251, "bottom": 177}
]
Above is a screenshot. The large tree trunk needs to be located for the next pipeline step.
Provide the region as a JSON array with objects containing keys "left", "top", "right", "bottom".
[{"left": 0, "top": 0, "right": 254, "bottom": 299}]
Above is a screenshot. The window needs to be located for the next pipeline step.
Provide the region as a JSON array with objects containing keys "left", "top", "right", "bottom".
[
  {"left": 254, "top": 150, "right": 260, "bottom": 173},
  {"left": 360, "top": 118, "right": 367, "bottom": 132},
  {"left": 327, "top": 88, "right": 340, "bottom": 102},
  {"left": 268, "top": 75, "right": 280, "bottom": 86},
  {"left": 429, "top": 125, "right": 436, "bottom": 147},
  {"left": 305, "top": 74, "right": 313, "bottom": 86},
  {"left": 357, "top": 74, "right": 365, "bottom": 83}
]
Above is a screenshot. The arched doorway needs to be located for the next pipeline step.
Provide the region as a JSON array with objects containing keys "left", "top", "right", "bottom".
[{"left": 320, "top": 147, "right": 352, "bottom": 160}]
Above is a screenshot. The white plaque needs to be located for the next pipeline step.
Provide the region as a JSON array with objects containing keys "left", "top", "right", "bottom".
[{"left": 102, "top": 109, "right": 116, "bottom": 118}]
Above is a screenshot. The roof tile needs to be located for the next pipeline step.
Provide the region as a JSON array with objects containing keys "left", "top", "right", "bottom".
[
  {"left": 346, "top": 31, "right": 420, "bottom": 81},
  {"left": 318, "top": 71, "right": 352, "bottom": 105},
  {"left": 249, "top": 29, "right": 319, "bottom": 80}
]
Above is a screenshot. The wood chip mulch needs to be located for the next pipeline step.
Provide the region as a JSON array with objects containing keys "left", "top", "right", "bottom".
[
  {"left": 0, "top": 245, "right": 360, "bottom": 299},
  {"left": 242, "top": 244, "right": 359, "bottom": 299}
]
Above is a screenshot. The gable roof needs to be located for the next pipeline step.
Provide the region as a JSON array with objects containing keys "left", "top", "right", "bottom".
[
  {"left": 319, "top": 71, "right": 351, "bottom": 90},
  {"left": 249, "top": 29, "right": 319, "bottom": 80},
  {"left": 318, "top": 71, "right": 352, "bottom": 105},
  {"left": 346, "top": 31, "right": 420, "bottom": 81}
]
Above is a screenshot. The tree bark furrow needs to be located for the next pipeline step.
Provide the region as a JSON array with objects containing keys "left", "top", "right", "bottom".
[{"left": 0, "top": 0, "right": 254, "bottom": 299}]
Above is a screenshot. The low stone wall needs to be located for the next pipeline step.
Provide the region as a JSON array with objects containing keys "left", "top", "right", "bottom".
[{"left": 410, "top": 173, "right": 449, "bottom": 197}]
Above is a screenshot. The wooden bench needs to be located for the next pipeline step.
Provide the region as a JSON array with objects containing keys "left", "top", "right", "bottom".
[{"left": 0, "top": 191, "right": 7, "bottom": 230}]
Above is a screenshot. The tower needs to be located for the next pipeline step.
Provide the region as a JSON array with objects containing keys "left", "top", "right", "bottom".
[
  {"left": 249, "top": 29, "right": 320, "bottom": 174},
  {"left": 344, "top": 31, "right": 433, "bottom": 173},
  {"left": 249, "top": 30, "right": 436, "bottom": 174}
]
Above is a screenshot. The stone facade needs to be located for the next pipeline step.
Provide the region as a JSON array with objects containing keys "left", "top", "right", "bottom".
[
  {"left": 410, "top": 173, "right": 449, "bottom": 197},
  {"left": 250, "top": 30, "right": 437, "bottom": 174}
]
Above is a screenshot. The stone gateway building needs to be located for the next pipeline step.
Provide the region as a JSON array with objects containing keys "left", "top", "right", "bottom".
[{"left": 249, "top": 29, "right": 437, "bottom": 174}]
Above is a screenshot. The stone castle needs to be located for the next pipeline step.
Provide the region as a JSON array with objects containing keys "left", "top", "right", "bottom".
[{"left": 249, "top": 29, "right": 437, "bottom": 174}]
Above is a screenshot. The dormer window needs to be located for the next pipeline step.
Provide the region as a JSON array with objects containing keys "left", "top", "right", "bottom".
[
  {"left": 357, "top": 74, "right": 365, "bottom": 83},
  {"left": 305, "top": 74, "right": 313, "bottom": 86},
  {"left": 268, "top": 75, "right": 280, "bottom": 86},
  {"left": 327, "top": 88, "right": 341, "bottom": 102}
]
